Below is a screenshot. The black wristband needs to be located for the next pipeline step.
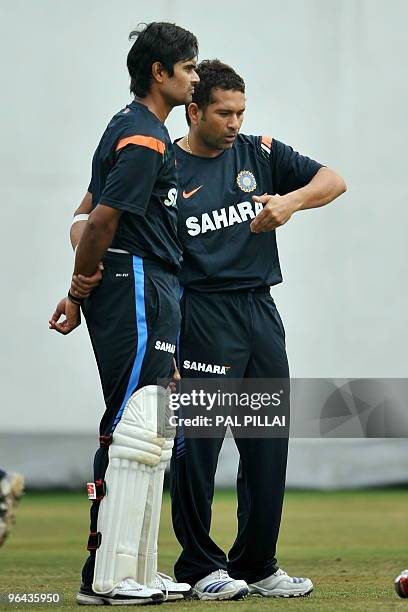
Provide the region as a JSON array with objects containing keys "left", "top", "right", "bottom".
[{"left": 67, "top": 290, "right": 84, "bottom": 305}]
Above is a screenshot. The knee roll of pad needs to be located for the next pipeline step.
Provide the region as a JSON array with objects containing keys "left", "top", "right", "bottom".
[
  {"left": 160, "top": 438, "right": 174, "bottom": 465},
  {"left": 93, "top": 385, "right": 170, "bottom": 594},
  {"left": 110, "top": 385, "right": 169, "bottom": 466}
]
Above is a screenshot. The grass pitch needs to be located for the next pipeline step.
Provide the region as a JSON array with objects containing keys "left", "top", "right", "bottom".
[{"left": 0, "top": 489, "right": 407, "bottom": 611}]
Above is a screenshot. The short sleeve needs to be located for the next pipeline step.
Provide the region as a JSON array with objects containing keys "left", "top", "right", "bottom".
[
  {"left": 98, "top": 138, "right": 164, "bottom": 215},
  {"left": 268, "top": 138, "right": 323, "bottom": 195},
  {"left": 88, "top": 148, "right": 97, "bottom": 194}
]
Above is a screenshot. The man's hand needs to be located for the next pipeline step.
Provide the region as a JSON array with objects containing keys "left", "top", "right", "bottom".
[
  {"left": 173, "top": 359, "right": 181, "bottom": 383},
  {"left": 169, "top": 358, "right": 181, "bottom": 393},
  {"left": 70, "top": 262, "right": 104, "bottom": 299},
  {"left": 250, "top": 194, "right": 297, "bottom": 233},
  {"left": 49, "top": 297, "right": 81, "bottom": 335},
  {"left": 250, "top": 168, "right": 347, "bottom": 234}
]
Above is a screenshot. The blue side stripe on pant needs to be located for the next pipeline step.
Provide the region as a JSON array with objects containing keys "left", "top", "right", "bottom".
[
  {"left": 176, "top": 285, "right": 184, "bottom": 365},
  {"left": 174, "top": 284, "right": 186, "bottom": 458},
  {"left": 111, "top": 256, "right": 148, "bottom": 431},
  {"left": 175, "top": 436, "right": 186, "bottom": 459}
]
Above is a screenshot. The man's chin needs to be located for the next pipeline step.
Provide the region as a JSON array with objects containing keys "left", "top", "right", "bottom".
[
  {"left": 170, "top": 93, "right": 193, "bottom": 107},
  {"left": 183, "top": 91, "right": 194, "bottom": 104}
]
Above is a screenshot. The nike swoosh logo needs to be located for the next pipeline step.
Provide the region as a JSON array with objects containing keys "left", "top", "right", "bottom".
[{"left": 182, "top": 185, "right": 203, "bottom": 199}]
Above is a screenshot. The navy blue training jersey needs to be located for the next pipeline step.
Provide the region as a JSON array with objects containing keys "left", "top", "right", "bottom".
[
  {"left": 89, "top": 100, "right": 182, "bottom": 270},
  {"left": 176, "top": 135, "right": 323, "bottom": 290}
]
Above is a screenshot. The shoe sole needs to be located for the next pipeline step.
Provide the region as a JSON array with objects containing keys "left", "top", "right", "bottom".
[
  {"left": 164, "top": 590, "right": 194, "bottom": 601},
  {"left": 76, "top": 592, "right": 164, "bottom": 605},
  {"left": 248, "top": 586, "right": 314, "bottom": 598},
  {"left": 193, "top": 587, "right": 249, "bottom": 601},
  {"left": 0, "top": 474, "right": 24, "bottom": 547}
]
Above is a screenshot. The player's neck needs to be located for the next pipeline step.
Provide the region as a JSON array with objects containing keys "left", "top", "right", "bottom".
[
  {"left": 134, "top": 94, "right": 172, "bottom": 124},
  {"left": 182, "top": 130, "right": 224, "bottom": 158}
]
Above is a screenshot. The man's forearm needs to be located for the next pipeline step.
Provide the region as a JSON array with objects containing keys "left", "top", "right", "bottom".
[
  {"left": 285, "top": 167, "right": 347, "bottom": 213},
  {"left": 71, "top": 220, "right": 88, "bottom": 250},
  {"left": 72, "top": 205, "right": 120, "bottom": 278},
  {"left": 70, "top": 191, "right": 93, "bottom": 250},
  {"left": 73, "top": 221, "right": 113, "bottom": 277}
]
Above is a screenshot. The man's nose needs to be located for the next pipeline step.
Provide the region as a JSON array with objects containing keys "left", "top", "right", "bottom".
[{"left": 228, "top": 115, "right": 240, "bottom": 130}]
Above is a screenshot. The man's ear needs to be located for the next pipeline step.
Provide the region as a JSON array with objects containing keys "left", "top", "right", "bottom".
[
  {"left": 188, "top": 102, "right": 199, "bottom": 126},
  {"left": 151, "top": 61, "right": 166, "bottom": 85}
]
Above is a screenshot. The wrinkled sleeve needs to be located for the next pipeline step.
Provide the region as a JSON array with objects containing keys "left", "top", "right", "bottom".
[
  {"left": 270, "top": 139, "right": 323, "bottom": 195},
  {"left": 98, "top": 137, "right": 164, "bottom": 215}
]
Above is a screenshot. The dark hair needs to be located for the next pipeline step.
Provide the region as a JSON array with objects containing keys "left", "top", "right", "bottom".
[
  {"left": 127, "top": 22, "right": 198, "bottom": 97},
  {"left": 186, "top": 59, "right": 245, "bottom": 125}
]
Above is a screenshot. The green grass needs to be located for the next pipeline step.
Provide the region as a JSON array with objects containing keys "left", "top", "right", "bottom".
[{"left": 0, "top": 489, "right": 407, "bottom": 610}]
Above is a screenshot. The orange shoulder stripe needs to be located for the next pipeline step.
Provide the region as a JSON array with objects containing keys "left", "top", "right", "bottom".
[
  {"left": 261, "top": 136, "right": 273, "bottom": 149},
  {"left": 115, "top": 135, "right": 165, "bottom": 155}
]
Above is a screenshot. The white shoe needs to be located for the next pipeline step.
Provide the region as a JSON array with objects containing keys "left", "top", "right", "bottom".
[
  {"left": 0, "top": 472, "right": 24, "bottom": 547},
  {"left": 76, "top": 578, "right": 164, "bottom": 605},
  {"left": 152, "top": 572, "right": 192, "bottom": 601},
  {"left": 193, "top": 569, "right": 249, "bottom": 601},
  {"left": 248, "top": 568, "right": 313, "bottom": 598}
]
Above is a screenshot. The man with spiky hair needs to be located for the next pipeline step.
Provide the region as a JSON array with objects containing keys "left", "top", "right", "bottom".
[
  {"left": 49, "top": 22, "right": 199, "bottom": 605},
  {"left": 171, "top": 59, "right": 346, "bottom": 600}
]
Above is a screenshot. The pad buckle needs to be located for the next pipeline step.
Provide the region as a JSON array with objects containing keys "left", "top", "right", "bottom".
[
  {"left": 86, "top": 479, "right": 106, "bottom": 501},
  {"left": 99, "top": 434, "right": 112, "bottom": 448},
  {"left": 87, "top": 531, "right": 102, "bottom": 551}
]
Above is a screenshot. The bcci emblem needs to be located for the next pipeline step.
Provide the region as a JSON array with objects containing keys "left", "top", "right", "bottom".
[{"left": 236, "top": 170, "right": 257, "bottom": 193}]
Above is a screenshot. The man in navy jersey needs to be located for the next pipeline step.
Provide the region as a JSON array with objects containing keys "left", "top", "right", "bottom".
[
  {"left": 170, "top": 60, "right": 346, "bottom": 600},
  {"left": 49, "top": 23, "right": 199, "bottom": 605}
]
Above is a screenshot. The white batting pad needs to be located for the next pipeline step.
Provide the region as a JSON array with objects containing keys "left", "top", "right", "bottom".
[
  {"left": 137, "top": 438, "right": 174, "bottom": 586},
  {"left": 93, "top": 385, "right": 168, "bottom": 594}
]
